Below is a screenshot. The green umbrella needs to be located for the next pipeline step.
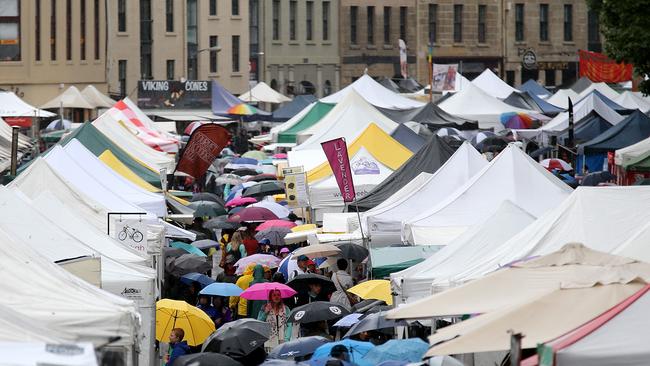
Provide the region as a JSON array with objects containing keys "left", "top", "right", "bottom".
[
  {"left": 171, "top": 241, "right": 207, "bottom": 257},
  {"left": 242, "top": 150, "right": 268, "bottom": 161}
]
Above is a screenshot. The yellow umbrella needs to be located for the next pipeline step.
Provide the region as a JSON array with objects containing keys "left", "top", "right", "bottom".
[
  {"left": 156, "top": 299, "right": 215, "bottom": 346},
  {"left": 291, "top": 224, "right": 317, "bottom": 232},
  {"left": 348, "top": 280, "right": 393, "bottom": 305}
]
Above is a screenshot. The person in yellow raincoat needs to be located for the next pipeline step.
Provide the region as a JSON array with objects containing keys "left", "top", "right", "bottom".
[{"left": 230, "top": 263, "right": 256, "bottom": 318}]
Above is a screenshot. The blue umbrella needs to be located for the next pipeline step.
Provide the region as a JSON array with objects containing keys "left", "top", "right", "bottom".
[
  {"left": 232, "top": 157, "right": 259, "bottom": 165},
  {"left": 333, "top": 313, "right": 363, "bottom": 328},
  {"left": 269, "top": 336, "right": 331, "bottom": 360},
  {"left": 45, "top": 118, "right": 73, "bottom": 131},
  {"left": 200, "top": 282, "right": 243, "bottom": 297},
  {"left": 361, "top": 338, "right": 428, "bottom": 365},
  {"left": 310, "top": 340, "right": 375, "bottom": 366},
  {"left": 171, "top": 241, "right": 207, "bottom": 257},
  {"left": 180, "top": 272, "right": 215, "bottom": 287}
]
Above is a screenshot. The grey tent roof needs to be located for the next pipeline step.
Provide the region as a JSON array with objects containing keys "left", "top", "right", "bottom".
[
  {"left": 519, "top": 79, "right": 552, "bottom": 98},
  {"left": 271, "top": 94, "right": 317, "bottom": 121},
  {"left": 578, "top": 110, "right": 650, "bottom": 154},
  {"left": 377, "top": 102, "right": 478, "bottom": 130},
  {"left": 398, "top": 77, "right": 423, "bottom": 93},
  {"left": 378, "top": 78, "right": 401, "bottom": 93},
  {"left": 352, "top": 135, "right": 456, "bottom": 211},
  {"left": 577, "top": 90, "right": 631, "bottom": 114},
  {"left": 571, "top": 77, "right": 593, "bottom": 94},
  {"left": 390, "top": 124, "right": 426, "bottom": 153},
  {"left": 558, "top": 111, "right": 613, "bottom": 145},
  {"left": 503, "top": 91, "right": 565, "bottom": 116}
]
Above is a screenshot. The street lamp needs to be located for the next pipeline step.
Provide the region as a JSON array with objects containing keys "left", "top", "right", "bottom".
[{"left": 191, "top": 46, "right": 221, "bottom": 80}]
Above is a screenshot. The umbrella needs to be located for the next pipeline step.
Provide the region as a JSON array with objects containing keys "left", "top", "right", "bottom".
[
  {"left": 246, "top": 173, "right": 278, "bottom": 182},
  {"left": 228, "top": 206, "right": 245, "bottom": 215},
  {"left": 288, "top": 301, "right": 351, "bottom": 324},
  {"left": 164, "top": 247, "right": 188, "bottom": 258},
  {"left": 470, "top": 131, "right": 497, "bottom": 147},
  {"left": 361, "top": 338, "right": 428, "bottom": 365},
  {"left": 243, "top": 150, "right": 268, "bottom": 161},
  {"left": 45, "top": 118, "right": 73, "bottom": 131},
  {"left": 156, "top": 299, "right": 216, "bottom": 346},
  {"left": 477, "top": 136, "right": 510, "bottom": 153},
  {"left": 167, "top": 254, "right": 211, "bottom": 276},
  {"left": 192, "top": 239, "right": 220, "bottom": 250},
  {"left": 202, "top": 318, "right": 271, "bottom": 356},
  {"left": 278, "top": 253, "right": 299, "bottom": 279},
  {"left": 234, "top": 254, "right": 281, "bottom": 274},
  {"left": 286, "top": 273, "right": 336, "bottom": 295},
  {"left": 581, "top": 170, "right": 617, "bottom": 186},
  {"left": 343, "top": 311, "right": 406, "bottom": 338},
  {"left": 347, "top": 280, "right": 393, "bottom": 305},
  {"left": 293, "top": 244, "right": 342, "bottom": 259},
  {"left": 256, "top": 220, "right": 297, "bottom": 231},
  {"left": 190, "top": 192, "right": 225, "bottom": 205},
  {"left": 231, "top": 168, "right": 260, "bottom": 176},
  {"left": 240, "top": 282, "right": 297, "bottom": 300},
  {"left": 228, "top": 103, "right": 262, "bottom": 116},
  {"left": 272, "top": 153, "right": 288, "bottom": 159},
  {"left": 180, "top": 272, "right": 215, "bottom": 287},
  {"left": 172, "top": 352, "right": 243, "bottom": 366},
  {"left": 334, "top": 243, "right": 369, "bottom": 262},
  {"left": 225, "top": 196, "right": 258, "bottom": 208},
  {"left": 292, "top": 224, "right": 317, "bottom": 232},
  {"left": 429, "top": 356, "right": 465, "bottom": 366},
  {"left": 189, "top": 230, "right": 209, "bottom": 241},
  {"left": 216, "top": 174, "right": 244, "bottom": 186},
  {"left": 200, "top": 282, "right": 244, "bottom": 297},
  {"left": 228, "top": 207, "right": 279, "bottom": 222},
  {"left": 435, "top": 127, "right": 461, "bottom": 137},
  {"left": 184, "top": 121, "right": 205, "bottom": 135},
  {"left": 310, "top": 340, "right": 374, "bottom": 365},
  {"left": 333, "top": 313, "right": 364, "bottom": 328},
  {"left": 203, "top": 215, "right": 239, "bottom": 230},
  {"left": 255, "top": 227, "right": 292, "bottom": 246},
  {"left": 269, "top": 336, "right": 331, "bottom": 360},
  {"left": 249, "top": 201, "right": 291, "bottom": 219},
  {"left": 263, "top": 360, "right": 310, "bottom": 366},
  {"left": 541, "top": 158, "right": 573, "bottom": 171},
  {"left": 189, "top": 200, "right": 227, "bottom": 218},
  {"left": 500, "top": 112, "right": 535, "bottom": 129},
  {"left": 171, "top": 241, "right": 208, "bottom": 257},
  {"left": 231, "top": 157, "right": 260, "bottom": 165},
  {"left": 242, "top": 181, "right": 285, "bottom": 198}
]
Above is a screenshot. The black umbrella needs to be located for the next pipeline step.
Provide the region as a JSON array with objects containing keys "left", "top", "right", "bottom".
[
  {"left": 247, "top": 173, "right": 279, "bottom": 182},
  {"left": 202, "top": 318, "right": 271, "bottom": 357},
  {"left": 255, "top": 227, "right": 292, "bottom": 246},
  {"left": 163, "top": 247, "right": 187, "bottom": 258},
  {"left": 203, "top": 215, "right": 240, "bottom": 230},
  {"left": 478, "top": 136, "right": 510, "bottom": 153},
  {"left": 288, "top": 301, "right": 351, "bottom": 324},
  {"left": 232, "top": 168, "right": 260, "bottom": 176},
  {"left": 581, "top": 170, "right": 617, "bottom": 186},
  {"left": 242, "top": 181, "right": 285, "bottom": 198},
  {"left": 286, "top": 274, "right": 336, "bottom": 295},
  {"left": 192, "top": 239, "right": 220, "bottom": 250},
  {"left": 188, "top": 230, "right": 209, "bottom": 241},
  {"left": 166, "top": 253, "right": 211, "bottom": 276},
  {"left": 334, "top": 243, "right": 369, "bottom": 262},
  {"left": 191, "top": 192, "right": 226, "bottom": 206},
  {"left": 172, "top": 352, "right": 243, "bottom": 366},
  {"left": 189, "top": 200, "right": 227, "bottom": 218},
  {"left": 351, "top": 299, "right": 386, "bottom": 314},
  {"left": 268, "top": 336, "right": 331, "bottom": 360},
  {"left": 343, "top": 311, "right": 407, "bottom": 338}
]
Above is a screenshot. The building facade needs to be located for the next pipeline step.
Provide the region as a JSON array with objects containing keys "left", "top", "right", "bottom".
[
  {"left": 252, "top": 0, "right": 340, "bottom": 98},
  {"left": 339, "top": 0, "right": 418, "bottom": 87}
]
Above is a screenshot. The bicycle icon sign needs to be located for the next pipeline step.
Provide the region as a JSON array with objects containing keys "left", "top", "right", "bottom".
[{"left": 118, "top": 224, "right": 144, "bottom": 243}]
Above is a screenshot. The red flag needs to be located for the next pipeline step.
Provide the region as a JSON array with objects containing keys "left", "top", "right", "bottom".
[
  {"left": 579, "top": 50, "right": 633, "bottom": 83},
  {"left": 175, "top": 124, "right": 230, "bottom": 178},
  {"left": 321, "top": 138, "right": 355, "bottom": 203}
]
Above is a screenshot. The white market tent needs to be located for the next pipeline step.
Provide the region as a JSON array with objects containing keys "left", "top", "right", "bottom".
[
  {"left": 321, "top": 74, "right": 424, "bottom": 110},
  {"left": 438, "top": 82, "right": 538, "bottom": 131},
  {"left": 81, "top": 85, "right": 115, "bottom": 108},
  {"left": 392, "top": 200, "right": 536, "bottom": 302},
  {"left": 614, "top": 91, "right": 650, "bottom": 113},
  {"left": 121, "top": 97, "right": 180, "bottom": 139},
  {"left": 546, "top": 88, "right": 581, "bottom": 109},
  {"left": 239, "top": 81, "right": 292, "bottom": 104},
  {"left": 0, "top": 91, "right": 55, "bottom": 117},
  {"left": 577, "top": 82, "right": 620, "bottom": 101},
  {"left": 0, "top": 342, "right": 98, "bottom": 366},
  {"left": 270, "top": 102, "right": 318, "bottom": 141},
  {"left": 471, "top": 69, "right": 519, "bottom": 99},
  {"left": 0, "top": 117, "right": 32, "bottom": 149},
  {"left": 293, "top": 89, "right": 399, "bottom": 151},
  {"left": 0, "top": 304, "right": 78, "bottom": 343},
  {"left": 403, "top": 144, "right": 572, "bottom": 245},
  {"left": 364, "top": 142, "right": 487, "bottom": 243},
  {"left": 110, "top": 102, "right": 180, "bottom": 153},
  {"left": 614, "top": 133, "right": 650, "bottom": 167},
  {"left": 41, "top": 86, "right": 96, "bottom": 109}
]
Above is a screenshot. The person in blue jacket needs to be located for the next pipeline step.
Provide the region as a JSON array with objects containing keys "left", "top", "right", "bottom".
[{"left": 164, "top": 328, "right": 190, "bottom": 366}]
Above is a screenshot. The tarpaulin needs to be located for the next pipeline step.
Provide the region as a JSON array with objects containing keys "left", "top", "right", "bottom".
[{"left": 579, "top": 50, "right": 633, "bottom": 83}]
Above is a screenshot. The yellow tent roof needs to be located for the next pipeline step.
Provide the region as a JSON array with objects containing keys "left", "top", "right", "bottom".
[
  {"left": 99, "top": 149, "right": 161, "bottom": 193},
  {"left": 306, "top": 123, "right": 413, "bottom": 182}
]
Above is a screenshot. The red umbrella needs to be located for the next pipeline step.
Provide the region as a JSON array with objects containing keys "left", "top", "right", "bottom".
[
  {"left": 541, "top": 158, "right": 573, "bottom": 171},
  {"left": 227, "top": 207, "right": 279, "bottom": 222},
  {"left": 255, "top": 219, "right": 297, "bottom": 231}
]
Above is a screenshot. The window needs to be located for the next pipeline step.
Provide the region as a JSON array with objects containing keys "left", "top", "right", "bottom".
[
  {"left": 232, "top": 35, "right": 240, "bottom": 72},
  {"left": 166, "top": 0, "right": 173, "bottom": 32},
  {"left": 306, "top": 1, "right": 313, "bottom": 41},
  {"left": 383, "top": 7, "right": 391, "bottom": 44},
  {"left": 539, "top": 4, "right": 549, "bottom": 41},
  {"left": 588, "top": 9, "right": 601, "bottom": 52},
  {"left": 140, "top": 0, "right": 152, "bottom": 79},
  {"left": 209, "top": 0, "right": 217, "bottom": 16},
  {"left": 94, "top": 0, "right": 99, "bottom": 59},
  {"left": 231, "top": 0, "right": 239, "bottom": 16},
  {"left": 35, "top": 0, "right": 41, "bottom": 61},
  {"left": 350, "top": 6, "right": 357, "bottom": 44},
  {"left": 428, "top": 4, "right": 437, "bottom": 43},
  {"left": 66, "top": 0, "right": 72, "bottom": 60},
  {"left": 399, "top": 6, "right": 407, "bottom": 41},
  {"left": 289, "top": 1, "right": 296, "bottom": 40},
  {"left": 322, "top": 1, "right": 329, "bottom": 41},
  {"left": 515, "top": 4, "right": 524, "bottom": 41},
  {"left": 367, "top": 6, "right": 374, "bottom": 44},
  {"left": 209, "top": 35, "right": 218, "bottom": 73},
  {"left": 118, "top": 60, "right": 127, "bottom": 98},
  {"left": 51, "top": 0, "right": 56, "bottom": 60},
  {"left": 564, "top": 4, "right": 573, "bottom": 41},
  {"left": 186, "top": 0, "right": 197, "bottom": 79},
  {"left": 80, "top": 0, "right": 86, "bottom": 60},
  {"left": 166, "top": 59, "right": 175, "bottom": 79},
  {"left": 117, "top": 0, "right": 126, "bottom": 32},
  {"left": 453, "top": 4, "right": 463, "bottom": 43},
  {"left": 272, "top": 1, "right": 280, "bottom": 40},
  {"left": 478, "top": 5, "right": 486, "bottom": 43},
  {"left": 0, "top": 0, "right": 20, "bottom": 61}
]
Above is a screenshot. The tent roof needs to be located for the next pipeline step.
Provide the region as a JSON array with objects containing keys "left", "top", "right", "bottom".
[
  {"left": 98, "top": 149, "right": 161, "bottom": 192},
  {"left": 377, "top": 77, "right": 401, "bottom": 93},
  {"left": 404, "top": 144, "right": 572, "bottom": 245},
  {"left": 277, "top": 102, "right": 335, "bottom": 143},
  {"left": 519, "top": 79, "right": 552, "bottom": 99},
  {"left": 571, "top": 76, "right": 593, "bottom": 93},
  {"left": 41, "top": 86, "right": 96, "bottom": 109},
  {"left": 320, "top": 74, "right": 424, "bottom": 110},
  {"left": 0, "top": 91, "right": 55, "bottom": 117},
  {"left": 271, "top": 94, "right": 318, "bottom": 121},
  {"left": 471, "top": 69, "right": 520, "bottom": 99},
  {"left": 294, "top": 89, "right": 399, "bottom": 151},
  {"left": 390, "top": 124, "right": 426, "bottom": 153},
  {"left": 614, "top": 91, "right": 650, "bottom": 113},
  {"left": 503, "top": 91, "right": 565, "bottom": 116},
  {"left": 110, "top": 102, "right": 180, "bottom": 153},
  {"left": 238, "top": 81, "right": 292, "bottom": 104},
  {"left": 558, "top": 111, "right": 613, "bottom": 145},
  {"left": 546, "top": 88, "right": 581, "bottom": 109},
  {"left": 211, "top": 80, "right": 249, "bottom": 115},
  {"left": 578, "top": 82, "right": 621, "bottom": 101},
  {"left": 81, "top": 85, "right": 115, "bottom": 108},
  {"left": 377, "top": 102, "right": 479, "bottom": 130},
  {"left": 354, "top": 135, "right": 455, "bottom": 211},
  {"left": 579, "top": 90, "right": 629, "bottom": 113},
  {"left": 579, "top": 110, "right": 650, "bottom": 154}
]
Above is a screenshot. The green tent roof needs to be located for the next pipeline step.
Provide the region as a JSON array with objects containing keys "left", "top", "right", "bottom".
[{"left": 277, "top": 102, "right": 335, "bottom": 143}]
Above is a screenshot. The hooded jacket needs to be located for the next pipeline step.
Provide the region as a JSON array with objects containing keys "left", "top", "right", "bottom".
[
  {"left": 248, "top": 264, "right": 269, "bottom": 318},
  {"left": 231, "top": 263, "right": 256, "bottom": 316},
  {"left": 165, "top": 340, "right": 190, "bottom": 366}
]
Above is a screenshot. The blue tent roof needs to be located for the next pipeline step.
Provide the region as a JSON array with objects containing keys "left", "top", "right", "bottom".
[
  {"left": 503, "top": 91, "right": 565, "bottom": 116},
  {"left": 577, "top": 90, "right": 630, "bottom": 114},
  {"left": 211, "top": 80, "right": 244, "bottom": 115},
  {"left": 578, "top": 110, "right": 650, "bottom": 154},
  {"left": 559, "top": 111, "right": 613, "bottom": 145},
  {"left": 520, "top": 79, "right": 552, "bottom": 98},
  {"left": 390, "top": 124, "right": 426, "bottom": 153},
  {"left": 271, "top": 94, "right": 317, "bottom": 121}
]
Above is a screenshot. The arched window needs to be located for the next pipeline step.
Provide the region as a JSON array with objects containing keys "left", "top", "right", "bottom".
[
  {"left": 270, "top": 79, "right": 278, "bottom": 91},
  {"left": 298, "top": 80, "right": 316, "bottom": 95}
]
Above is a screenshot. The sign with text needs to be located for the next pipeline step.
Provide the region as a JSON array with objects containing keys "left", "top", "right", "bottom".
[
  {"left": 283, "top": 167, "right": 309, "bottom": 208},
  {"left": 321, "top": 138, "right": 355, "bottom": 203},
  {"left": 113, "top": 219, "right": 148, "bottom": 255},
  {"left": 137, "top": 80, "right": 212, "bottom": 109}
]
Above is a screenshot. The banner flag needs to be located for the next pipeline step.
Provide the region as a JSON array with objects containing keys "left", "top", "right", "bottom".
[
  {"left": 321, "top": 138, "right": 355, "bottom": 203},
  {"left": 579, "top": 50, "right": 633, "bottom": 83},
  {"left": 432, "top": 64, "right": 459, "bottom": 91},
  {"left": 399, "top": 39, "right": 408, "bottom": 79},
  {"left": 175, "top": 124, "right": 230, "bottom": 178}
]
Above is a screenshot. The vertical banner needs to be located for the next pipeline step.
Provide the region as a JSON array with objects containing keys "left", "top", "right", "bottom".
[
  {"left": 321, "top": 138, "right": 355, "bottom": 203},
  {"left": 399, "top": 39, "right": 408, "bottom": 79},
  {"left": 432, "top": 64, "right": 458, "bottom": 91},
  {"left": 175, "top": 124, "right": 231, "bottom": 178},
  {"left": 578, "top": 50, "right": 633, "bottom": 83}
]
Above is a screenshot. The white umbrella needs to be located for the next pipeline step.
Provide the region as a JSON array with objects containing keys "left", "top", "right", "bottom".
[{"left": 293, "top": 244, "right": 341, "bottom": 259}]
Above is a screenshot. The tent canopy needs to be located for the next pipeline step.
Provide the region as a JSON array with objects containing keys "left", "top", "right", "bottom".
[
  {"left": 546, "top": 88, "right": 581, "bottom": 109},
  {"left": 471, "top": 69, "right": 520, "bottom": 99},
  {"left": 578, "top": 82, "right": 621, "bottom": 102},
  {"left": 571, "top": 77, "right": 593, "bottom": 94},
  {"left": 276, "top": 102, "right": 335, "bottom": 143},
  {"left": 377, "top": 102, "right": 479, "bottom": 130},
  {"left": 321, "top": 74, "right": 424, "bottom": 110},
  {"left": 503, "top": 91, "right": 565, "bottom": 116},
  {"left": 519, "top": 79, "right": 552, "bottom": 99},
  {"left": 614, "top": 91, "right": 650, "bottom": 113},
  {"left": 0, "top": 91, "right": 55, "bottom": 117},
  {"left": 41, "top": 86, "right": 96, "bottom": 110},
  {"left": 390, "top": 124, "right": 426, "bottom": 153},
  {"left": 238, "top": 81, "right": 292, "bottom": 104},
  {"left": 271, "top": 94, "right": 318, "bottom": 121},
  {"left": 579, "top": 110, "right": 650, "bottom": 155},
  {"left": 81, "top": 85, "right": 115, "bottom": 108},
  {"left": 557, "top": 111, "right": 613, "bottom": 146}
]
